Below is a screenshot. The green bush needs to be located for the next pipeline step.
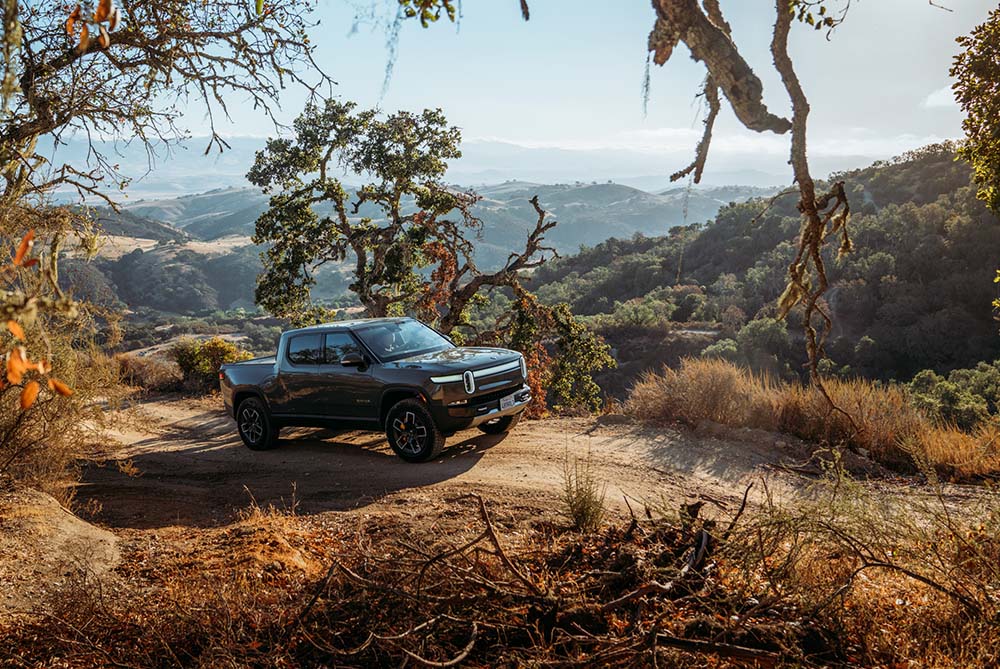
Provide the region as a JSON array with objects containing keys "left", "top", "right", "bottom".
[
  {"left": 909, "top": 368, "right": 992, "bottom": 430},
  {"left": 170, "top": 337, "right": 252, "bottom": 392}
]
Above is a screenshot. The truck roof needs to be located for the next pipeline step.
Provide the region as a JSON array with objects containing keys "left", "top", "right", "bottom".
[{"left": 284, "top": 316, "right": 412, "bottom": 336}]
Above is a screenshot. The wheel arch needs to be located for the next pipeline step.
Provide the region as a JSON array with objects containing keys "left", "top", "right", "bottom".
[
  {"left": 379, "top": 386, "right": 428, "bottom": 427},
  {"left": 233, "top": 388, "right": 269, "bottom": 415}
]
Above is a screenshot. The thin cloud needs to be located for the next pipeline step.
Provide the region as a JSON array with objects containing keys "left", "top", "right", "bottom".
[{"left": 923, "top": 85, "right": 958, "bottom": 109}]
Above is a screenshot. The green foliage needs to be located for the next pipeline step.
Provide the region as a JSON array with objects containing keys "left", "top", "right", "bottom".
[
  {"left": 909, "top": 361, "right": 1000, "bottom": 431},
  {"left": 700, "top": 318, "right": 793, "bottom": 377},
  {"left": 398, "top": 0, "right": 458, "bottom": 27},
  {"left": 953, "top": 7, "right": 1000, "bottom": 214},
  {"left": 701, "top": 337, "right": 739, "bottom": 362},
  {"left": 532, "top": 145, "right": 1000, "bottom": 382},
  {"left": 548, "top": 304, "right": 615, "bottom": 412},
  {"left": 170, "top": 337, "right": 252, "bottom": 392},
  {"left": 249, "top": 99, "right": 478, "bottom": 326}
]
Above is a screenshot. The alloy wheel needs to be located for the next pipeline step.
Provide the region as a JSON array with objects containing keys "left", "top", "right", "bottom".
[
  {"left": 239, "top": 406, "right": 265, "bottom": 445},
  {"left": 392, "top": 411, "right": 428, "bottom": 455}
]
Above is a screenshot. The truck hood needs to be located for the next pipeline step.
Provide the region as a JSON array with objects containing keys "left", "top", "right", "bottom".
[{"left": 385, "top": 346, "right": 521, "bottom": 373}]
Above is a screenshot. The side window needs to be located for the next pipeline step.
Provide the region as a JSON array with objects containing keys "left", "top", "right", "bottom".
[
  {"left": 287, "top": 334, "right": 323, "bottom": 365},
  {"left": 324, "top": 332, "right": 361, "bottom": 364}
]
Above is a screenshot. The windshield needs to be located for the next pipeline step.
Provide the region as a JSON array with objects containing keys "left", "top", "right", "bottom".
[{"left": 355, "top": 320, "right": 453, "bottom": 362}]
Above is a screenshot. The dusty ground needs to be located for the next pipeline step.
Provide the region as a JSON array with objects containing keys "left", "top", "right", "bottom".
[{"left": 73, "top": 395, "right": 818, "bottom": 531}]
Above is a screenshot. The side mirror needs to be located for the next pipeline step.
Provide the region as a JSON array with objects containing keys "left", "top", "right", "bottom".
[{"left": 340, "top": 352, "right": 366, "bottom": 368}]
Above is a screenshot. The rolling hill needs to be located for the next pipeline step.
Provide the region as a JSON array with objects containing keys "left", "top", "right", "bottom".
[{"left": 78, "top": 180, "right": 776, "bottom": 315}]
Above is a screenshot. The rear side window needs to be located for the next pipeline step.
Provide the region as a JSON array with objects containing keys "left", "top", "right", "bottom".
[
  {"left": 324, "top": 332, "right": 361, "bottom": 364},
  {"left": 287, "top": 334, "right": 322, "bottom": 365}
]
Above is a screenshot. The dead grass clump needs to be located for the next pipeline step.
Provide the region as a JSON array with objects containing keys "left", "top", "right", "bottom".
[
  {"left": 627, "top": 358, "right": 1000, "bottom": 479},
  {"left": 116, "top": 353, "right": 183, "bottom": 392},
  {"left": 627, "top": 357, "right": 779, "bottom": 429},
  {"left": 561, "top": 451, "right": 607, "bottom": 532}
]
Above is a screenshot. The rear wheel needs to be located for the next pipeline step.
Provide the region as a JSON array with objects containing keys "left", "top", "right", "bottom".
[
  {"left": 478, "top": 412, "right": 522, "bottom": 435},
  {"left": 237, "top": 397, "right": 279, "bottom": 451},
  {"left": 385, "top": 399, "right": 445, "bottom": 462}
]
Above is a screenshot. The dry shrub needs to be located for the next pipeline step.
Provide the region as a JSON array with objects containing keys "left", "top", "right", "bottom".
[
  {"left": 6, "top": 481, "right": 1000, "bottom": 668},
  {"left": 0, "top": 331, "right": 125, "bottom": 503},
  {"left": 561, "top": 450, "right": 606, "bottom": 531},
  {"left": 721, "top": 465, "right": 1000, "bottom": 668},
  {"left": 627, "top": 357, "right": 1000, "bottom": 479},
  {"left": 116, "top": 353, "right": 182, "bottom": 392},
  {"left": 626, "top": 357, "right": 779, "bottom": 429}
]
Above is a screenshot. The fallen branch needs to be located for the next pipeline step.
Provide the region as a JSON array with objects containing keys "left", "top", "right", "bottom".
[{"left": 655, "top": 633, "right": 781, "bottom": 666}]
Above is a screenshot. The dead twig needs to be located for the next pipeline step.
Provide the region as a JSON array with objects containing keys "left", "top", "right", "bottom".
[{"left": 655, "top": 633, "right": 781, "bottom": 666}]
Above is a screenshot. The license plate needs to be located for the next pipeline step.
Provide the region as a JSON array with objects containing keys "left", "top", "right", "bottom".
[{"left": 500, "top": 393, "right": 516, "bottom": 410}]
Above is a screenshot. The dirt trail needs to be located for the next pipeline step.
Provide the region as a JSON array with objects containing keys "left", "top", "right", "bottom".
[{"left": 77, "top": 396, "right": 811, "bottom": 530}]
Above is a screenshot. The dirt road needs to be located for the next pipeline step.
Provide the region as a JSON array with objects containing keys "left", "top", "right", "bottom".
[{"left": 76, "top": 396, "right": 811, "bottom": 530}]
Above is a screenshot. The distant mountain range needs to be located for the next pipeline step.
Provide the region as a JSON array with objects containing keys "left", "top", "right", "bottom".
[
  {"left": 43, "top": 135, "right": 884, "bottom": 201},
  {"left": 70, "top": 179, "right": 774, "bottom": 316},
  {"left": 122, "top": 181, "right": 775, "bottom": 253}
]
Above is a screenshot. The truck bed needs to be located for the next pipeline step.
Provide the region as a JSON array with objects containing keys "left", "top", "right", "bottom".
[{"left": 230, "top": 355, "right": 276, "bottom": 366}]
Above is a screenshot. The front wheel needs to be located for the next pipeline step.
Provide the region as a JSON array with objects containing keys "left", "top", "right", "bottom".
[
  {"left": 385, "top": 399, "right": 445, "bottom": 462},
  {"left": 478, "top": 412, "right": 522, "bottom": 435},
  {"left": 237, "top": 397, "right": 279, "bottom": 451}
]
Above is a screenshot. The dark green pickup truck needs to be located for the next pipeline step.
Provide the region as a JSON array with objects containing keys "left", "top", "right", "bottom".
[{"left": 219, "top": 317, "right": 531, "bottom": 462}]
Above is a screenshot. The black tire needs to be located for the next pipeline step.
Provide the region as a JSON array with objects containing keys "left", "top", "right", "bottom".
[
  {"left": 478, "top": 412, "right": 522, "bottom": 435},
  {"left": 236, "top": 397, "right": 279, "bottom": 451},
  {"left": 385, "top": 399, "right": 445, "bottom": 462}
]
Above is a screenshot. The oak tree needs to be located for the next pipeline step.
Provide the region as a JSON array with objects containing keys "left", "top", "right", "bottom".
[{"left": 249, "top": 99, "right": 556, "bottom": 334}]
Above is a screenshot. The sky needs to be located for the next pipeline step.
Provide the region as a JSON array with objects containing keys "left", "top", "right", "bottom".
[{"left": 169, "top": 0, "right": 994, "bottom": 187}]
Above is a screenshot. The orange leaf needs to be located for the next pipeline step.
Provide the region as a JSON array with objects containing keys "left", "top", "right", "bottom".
[
  {"left": 35, "top": 359, "right": 51, "bottom": 374},
  {"left": 5, "top": 320, "right": 23, "bottom": 341},
  {"left": 93, "top": 0, "right": 112, "bottom": 22},
  {"left": 20, "top": 381, "right": 39, "bottom": 410},
  {"left": 66, "top": 5, "right": 81, "bottom": 36},
  {"left": 12, "top": 230, "right": 34, "bottom": 266},
  {"left": 79, "top": 23, "right": 90, "bottom": 52},
  {"left": 48, "top": 378, "right": 73, "bottom": 397},
  {"left": 22, "top": 258, "right": 38, "bottom": 268},
  {"left": 6, "top": 347, "right": 26, "bottom": 385}
]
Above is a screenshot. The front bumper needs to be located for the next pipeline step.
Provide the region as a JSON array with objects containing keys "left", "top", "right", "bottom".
[{"left": 432, "top": 384, "right": 532, "bottom": 433}]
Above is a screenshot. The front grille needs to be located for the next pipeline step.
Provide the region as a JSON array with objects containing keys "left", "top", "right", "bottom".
[{"left": 471, "top": 385, "right": 520, "bottom": 406}]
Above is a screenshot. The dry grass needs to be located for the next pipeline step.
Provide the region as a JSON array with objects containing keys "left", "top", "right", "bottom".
[
  {"left": 561, "top": 450, "right": 607, "bottom": 532},
  {"left": 626, "top": 357, "right": 1000, "bottom": 479},
  {"left": 3, "top": 479, "right": 1000, "bottom": 668},
  {"left": 0, "top": 335, "right": 125, "bottom": 503},
  {"left": 116, "top": 353, "right": 183, "bottom": 392}
]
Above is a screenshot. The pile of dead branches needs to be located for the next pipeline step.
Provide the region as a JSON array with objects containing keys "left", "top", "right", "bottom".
[
  {"left": 275, "top": 490, "right": 838, "bottom": 667},
  {"left": 5, "top": 478, "right": 999, "bottom": 668}
]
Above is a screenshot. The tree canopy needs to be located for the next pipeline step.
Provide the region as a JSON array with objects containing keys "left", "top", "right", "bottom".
[
  {"left": 249, "top": 99, "right": 556, "bottom": 333},
  {"left": 953, "top": 7, "right": 1000, "bottom": 215},
  {"left": 0, "top": 0, "right": 328, "bottom": 204}
]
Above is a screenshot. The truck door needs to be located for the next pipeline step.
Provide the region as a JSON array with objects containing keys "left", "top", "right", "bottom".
[
  {"left": 315, "top": 331, "right": 381, "bottom": 421},
  {"left": 271, "top": 333, "right": 325, "bottom": 415}
]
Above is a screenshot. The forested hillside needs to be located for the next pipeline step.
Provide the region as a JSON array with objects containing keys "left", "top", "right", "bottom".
[
  {"left": 531, "top": 144, "right": 1000, "bottom": 382},
  {"left": 67, "top": 181, "right": 769, "bottom": 316}
]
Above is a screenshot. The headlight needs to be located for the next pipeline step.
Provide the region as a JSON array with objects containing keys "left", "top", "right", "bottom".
[
  {"left": 430, "top": 373, "right": 463, "bottom": 384},
  {"left": 520, "top": 355, "right": 528, "bottom": 381}
]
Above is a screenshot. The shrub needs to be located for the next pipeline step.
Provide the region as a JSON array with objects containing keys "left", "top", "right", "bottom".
[
  {"left": 627, "top": 357, "right": 779, "bottom": 429},
  {"left": 561, "top": 451, "right": 606, "bottom": 532},
  {"left": 116, "top": 353, "right": 182, "bottom": 392},
  {"left": 626, "top": 357, "right": 1000, "bottom": 479},
  {"left": 170, "top": 336, "right": 252, "bottom": 392},
  {"left": 1, "top": 226, "right": 126, "bottom": 502}
]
